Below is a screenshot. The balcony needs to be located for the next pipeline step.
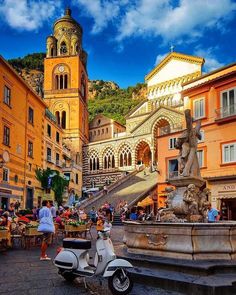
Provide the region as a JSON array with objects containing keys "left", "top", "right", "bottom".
[
  {"left": 215, "top": 104, "right": 236, "bottom": 124},
  {"left": 167, "top": 171, "right": 179, "bottom": 180}
]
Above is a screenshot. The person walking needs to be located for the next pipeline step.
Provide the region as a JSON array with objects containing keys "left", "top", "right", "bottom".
[
  {"left": 38, "top": 200, "right": 55, "bottom": 261},
  {"left": 49, "top": 201, "right": 57, "bottom": 219}
]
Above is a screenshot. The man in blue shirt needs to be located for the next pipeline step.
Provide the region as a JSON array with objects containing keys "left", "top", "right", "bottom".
[{"left": 207, "top": 203, "right": 219, "bottom": 222}]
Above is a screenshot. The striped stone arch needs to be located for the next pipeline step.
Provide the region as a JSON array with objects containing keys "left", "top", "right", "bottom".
[
  {"left": 134, "top": 139, "right": 152, "bottom": 166},
  {"left": 151, "top": 116, "right": 173, "bottom": 136}
]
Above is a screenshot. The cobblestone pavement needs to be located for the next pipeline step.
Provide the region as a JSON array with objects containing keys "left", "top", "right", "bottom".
[{"left": 0, "top": 226, "right": 183, "bottom": 295}]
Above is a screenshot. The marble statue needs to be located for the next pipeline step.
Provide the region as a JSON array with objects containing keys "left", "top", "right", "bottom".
[{"left": 175, "top": 109, "right": 202, "bottom": 177}]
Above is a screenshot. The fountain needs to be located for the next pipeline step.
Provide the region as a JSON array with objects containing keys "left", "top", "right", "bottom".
[{"left": 123, "top": 110, "right": 236, "bottom": 260}]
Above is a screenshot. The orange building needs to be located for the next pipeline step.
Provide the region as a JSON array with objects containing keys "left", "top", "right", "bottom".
[
  {"left": 156, "top": 63, "right": 236, "bottom": 219},
  {"left": 0, "top": 55, "right": 46, "bottom": 209}
]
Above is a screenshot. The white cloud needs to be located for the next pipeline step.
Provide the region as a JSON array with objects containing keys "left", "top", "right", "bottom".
[
  {"left": 0, "top": 0, "right": 62, "bottom": 31},
  {"left": 73, "top": 0, "right": 120, "bottom": 33},
  {"left": 117, "top": 0, "right": 236, "bottom": 42},
  {"left": 194, "top": 48, "right": 224, "bottom": 72},
  {"left": 155, "top": 52, "right": 168, "bottom": 66}
]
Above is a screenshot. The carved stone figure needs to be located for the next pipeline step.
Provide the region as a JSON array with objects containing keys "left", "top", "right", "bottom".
[
  {"left": 198, "top": 188, "right": 211, "bottom": 222},
  {"left": 183, "top": 184, "right": 199, "bottom": 215},
  {"left": 164, "top": 186, "right": 175, "bottom": 209},
  {"left": 175, "top": 109, "right": 202, "bottom": 177}
]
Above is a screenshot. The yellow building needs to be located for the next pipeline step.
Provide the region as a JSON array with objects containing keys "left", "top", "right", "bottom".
[
  {"left": 0, "top": 55, "right": 46, "bottom": 209},
  {"left": 44, "top": 8, "right": 89, "bottom": 196}
]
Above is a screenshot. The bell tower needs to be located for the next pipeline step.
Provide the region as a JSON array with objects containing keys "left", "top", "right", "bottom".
[{"left": 44, "top": 7, "right": 89, "bottom": 154}]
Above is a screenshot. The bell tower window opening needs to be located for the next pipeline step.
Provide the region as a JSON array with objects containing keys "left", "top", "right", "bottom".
[
  {"left": 50, "top": 47, "right": 54, "bottom": 57},
  {"left": 55, "top": 111, "right": 60, "bottom": 125},
  {"left": 62, "top": 111, "right": 66, "bottom": 129},
  {"left": 60, "top": 75, "right": 63, "bottom": 89},
  {"left": 60, "top": 41, "right": 67, "bottom": 55},
  {"left": 55, "top": 75, "right": 59, "bottom": 89},
  {"left": 64, "top": 74, "right": 68, "bottom": 89}
]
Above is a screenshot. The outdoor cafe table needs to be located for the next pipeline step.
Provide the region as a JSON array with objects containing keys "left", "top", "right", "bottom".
[
  {"left": 64, "top": 224, "right": 87, "bottom": 238},
  {"left": 23, "top": 227, "right": 43, "bottom": 249}
]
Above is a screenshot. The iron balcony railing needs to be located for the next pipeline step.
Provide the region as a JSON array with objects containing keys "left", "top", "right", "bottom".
[{"left": 215, "top": 104, "right": 236, "bottom": 120}]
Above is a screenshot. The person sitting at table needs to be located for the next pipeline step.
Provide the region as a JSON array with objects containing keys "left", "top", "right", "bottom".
[
  {"left": 61, "top": 206, "right": 71, "bottom": 220},
  {"left": 55, "top": 213, "right": 65, "bottom": 229},
  {"left": 0, "top": 212, "right": 12, "bottom": 247}
]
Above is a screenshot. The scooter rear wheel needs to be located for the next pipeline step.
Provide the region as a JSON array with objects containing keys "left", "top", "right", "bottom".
[{"left": 108, "top": 269, "right": 133, "bottom": 295}]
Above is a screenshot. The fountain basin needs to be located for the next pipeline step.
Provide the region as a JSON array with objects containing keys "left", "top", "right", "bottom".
[{"left": 123, "top": 221, "right": 236, "bottom": 260}]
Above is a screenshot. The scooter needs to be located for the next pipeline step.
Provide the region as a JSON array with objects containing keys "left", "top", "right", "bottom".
[{"left": 54, "top": 229, "right": 134, "bottom": 295}]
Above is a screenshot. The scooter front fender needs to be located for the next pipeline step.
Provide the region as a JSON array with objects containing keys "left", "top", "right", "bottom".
[{"left": 103, "top": 259, "right": 133, "bottom": 277}]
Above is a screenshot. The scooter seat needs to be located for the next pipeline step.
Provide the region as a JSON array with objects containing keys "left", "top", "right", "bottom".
[{"left": 63, "top": 238, "right": 91, "bottom": 249}]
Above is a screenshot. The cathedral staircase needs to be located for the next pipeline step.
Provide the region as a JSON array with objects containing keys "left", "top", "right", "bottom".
[{"left": 83, "top": 170, "right": 158, "bottom": 214}]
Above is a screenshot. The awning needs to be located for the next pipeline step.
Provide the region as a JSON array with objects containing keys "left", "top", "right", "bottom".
[
  {"left": 217, "top": 195, "right": 236, "bottom": 200},
  {"left": 138, "top": 196, "right": 153, "bottom": 207}
]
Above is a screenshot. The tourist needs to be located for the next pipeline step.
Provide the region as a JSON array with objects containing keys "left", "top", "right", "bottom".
[
  {"left": 207, "top": 203, "right": 219, "bottom": 223},
  {"left": 49, "top": 201, "right": 57, "bottom": 219},
  {"left": 96, "top": 215, "right": 104, "bottom": 232},
  {"left": 129, "top": 207, "right": 138, "bottom": 220},
  {"left": 137, "top": 208, "right": 146, "bottom": 221},
  {"left": 14, "top": 201, "right": 21, "bottom": 213},
  {"left": 8, "top": 203, "right": 15, "bottom": 217},
  {"left": 38, "top": 200, "right": 55, "bottom": 261},
  {"left": 88, "top": 207, "right": 97, "bottom": 224}
]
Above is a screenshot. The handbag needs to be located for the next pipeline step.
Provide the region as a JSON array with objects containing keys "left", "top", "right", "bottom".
[{"left": 38, "top": 216, "right": 55, "bottom": 233}]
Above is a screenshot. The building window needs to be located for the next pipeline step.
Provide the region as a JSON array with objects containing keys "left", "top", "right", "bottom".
[
  {"left": 64, "top": 172, "right": 70, "bottom": 181},
  {"left": 28, "top": 141, "right": 33, "bottom": 158},
  {"left": 56, "top": 111, "right": 61, "bottom": 125},
  {"left": 168, "top": 159, "right": 178, "bottom": 179},
  {"left": 56, "top": 153, "right": 60, "bottom": 166},
  {"left": 222, "top": 142, "right": 236, "bottom": 163},
  {"left": 47, "top": 124, "right": 51, "bottom": 137},
  {"left": 28, "top": 107, "right": 34, "bottom": 125},
  {"left": 197, "top": 150, "right": 204, "bottom": 168},
  {"left": 3, "top": 167, "right": 9, "bottom": 182},
  {"left": 103, "top": 148, "right": 115, "bottom": 169},
  {"left": 119, "top": 145, "right": 132, "bottom": 167},
  {"left": 3, "top": 125, "right": 10, "bottom": 146},
  {"left": 106, "top": 128, "right": 109, "bottom": 133},
  {"left": 55, "top": 74, "right": 68, "bottom": 90},
  {"left": 221, "top": 88, "right": 236, "bottom": 117},
  {"left": 193, "top": 98, "right": 205, "bottom": 119},
  {"left": 169, "top": 138, "right": 177, "bottom": 149},
  {"left": 75, "top": 173, "right": 79, "bottom": 184},
  {"left": 89, "top": 150, "right": 100, "bottom": 171},
  {"left": 47, "top": 147, "right": 52, "bottom": 162},
  {"left": 56, "top": 131, "right": 60, "bottom": 143},
  {"left": 4, "top": 85, "right": 11, "bottom": 106}
]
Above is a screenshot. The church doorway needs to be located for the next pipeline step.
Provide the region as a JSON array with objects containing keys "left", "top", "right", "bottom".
[{"left": 135, "top": 141, "right": 151, "bottom": 167}]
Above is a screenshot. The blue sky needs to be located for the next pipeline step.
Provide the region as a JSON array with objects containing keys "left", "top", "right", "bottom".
[{"left": 0, "top": 0, "right": 236, "bottom": 88}]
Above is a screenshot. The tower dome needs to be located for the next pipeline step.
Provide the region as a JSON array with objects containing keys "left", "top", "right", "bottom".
[{"left": 53, "top": 8, "right": 82, "bottom": 56}]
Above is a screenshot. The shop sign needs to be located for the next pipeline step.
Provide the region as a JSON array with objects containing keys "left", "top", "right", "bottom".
[{"left": 220, "top": 184, "right": 236, "bottom": 192}]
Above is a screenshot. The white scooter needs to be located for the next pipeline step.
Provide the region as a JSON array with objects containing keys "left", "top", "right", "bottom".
[{"left": 54, "top": 229, "right": 133, "bottom": 295}]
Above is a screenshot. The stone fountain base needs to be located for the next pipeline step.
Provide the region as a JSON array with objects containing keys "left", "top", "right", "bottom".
[{"left": 123, "top": 221, "right": 236, "bottom": 260}]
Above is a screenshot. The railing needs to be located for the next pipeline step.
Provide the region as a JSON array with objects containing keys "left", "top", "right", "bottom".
[
  {"left": 215, "top": 104, "right": 236, "bottom": 120},
  {"left": 167, "top": 171, "right": 179, "bottom": 179}
]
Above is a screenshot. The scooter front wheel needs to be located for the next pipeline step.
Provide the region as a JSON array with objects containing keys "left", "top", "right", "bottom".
[{"left": 108, "top": 269, "right": 133, "bottom": 295}]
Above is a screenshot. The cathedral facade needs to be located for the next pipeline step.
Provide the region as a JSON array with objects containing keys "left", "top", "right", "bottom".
[{"left": 82, "top": 52, "right": 204, "bottom": 190}]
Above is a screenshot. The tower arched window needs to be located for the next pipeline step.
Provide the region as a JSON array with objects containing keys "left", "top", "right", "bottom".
[
  {"left": 81, "top": 73, "right": 86, "bottom": 101},
  {"left": 55, "top": 75, "right": 59, "bottom": 89},
  {"left": 60, "top": 41, "right": 67, "bottom": 55},
  {"left": 62, "top": 111, "right": 66, "bottom": 129},
  {"left": 55, "top": 111, "right": 60, "bottom": 125},
  {"left": 50, "top": 47, "right": 54, "bottom": 57},
  {"left": 60, "top": 75, "right": 63, "bottom": 89},
  {"left": 119, "top": 145, "right": 132, "bottom": 167},
  {"left": 89, "top": 150, "right": 99, "bottom": 172},
  {"left": 64, "top": 74, "right": 68, "bottom": 89}
]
